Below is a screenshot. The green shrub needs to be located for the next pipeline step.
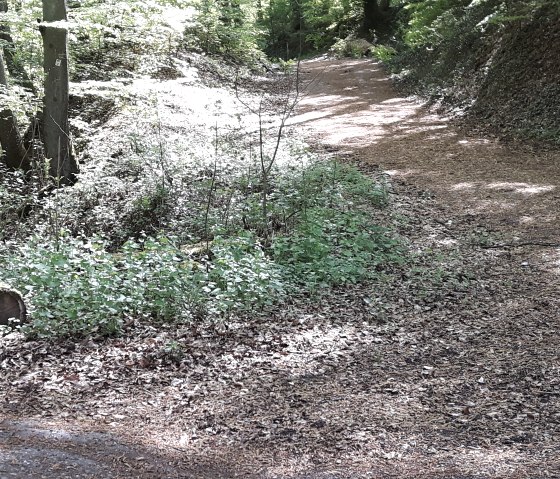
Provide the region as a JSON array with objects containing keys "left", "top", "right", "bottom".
[
  {"left": 0, "top": 233, "right": 285, "bottom": 337},
  {"left": 121, "top": 183, "right": 174, "bottom": 239},
  {"left": 0, "top": 235, "right": 197, "bottom": 338},
  {"left": 273, "top": 208, "right": 401, "bottom": 290},
  {"left": 204, "top": 234, "right": 285, "bottom": 316},
  {"left": 269, "top": 160, "right": 399, "bottom": 291},
  {"left": 0, "top": 154, "right": 401, "bottom": 339},
  {"left": 371, "top": 44, "right": 397, "bottom": 62}
]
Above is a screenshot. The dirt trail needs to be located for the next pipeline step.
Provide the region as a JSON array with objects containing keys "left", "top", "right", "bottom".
[
  {"left": 2, "top": 58, "right": 560, "bottom": 478},
  {"left": 294, "top": 58, "right": 560, "bottom": 246}
]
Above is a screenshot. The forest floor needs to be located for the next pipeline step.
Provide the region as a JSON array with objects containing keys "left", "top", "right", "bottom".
[{"left": 2, "top": 58, "right": 560, "bottom": 478}]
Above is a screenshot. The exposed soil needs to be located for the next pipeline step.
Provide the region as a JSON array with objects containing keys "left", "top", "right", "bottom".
[
  {"left": 2, "top": 58, "right": 560, "bottom": 478},
  {"left": 295, "top": 58, "right": 560, "bottom": 244}
]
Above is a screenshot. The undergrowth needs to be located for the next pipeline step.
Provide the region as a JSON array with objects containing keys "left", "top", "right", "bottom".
[
  {"left": 0, "top": 155, "right": 402, "bottom": 339},
  {"left": 0, "top": 0, "right": 403, "bottom": 339}
]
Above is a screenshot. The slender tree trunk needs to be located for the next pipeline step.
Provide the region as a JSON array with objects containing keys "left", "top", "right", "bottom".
[
  {"left": 40, "top": 0, "right": 78, "bottom": 183},
  {"left": 0, "top": 51, "right": 30, "bottom": 170}
]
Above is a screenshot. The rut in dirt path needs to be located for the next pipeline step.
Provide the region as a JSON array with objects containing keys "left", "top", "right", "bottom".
[{"left": 294, "top": 58, "right": 560, "bottom": 248}]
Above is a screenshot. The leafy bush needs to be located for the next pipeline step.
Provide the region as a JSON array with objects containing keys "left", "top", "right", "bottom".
[
  {"left": 120, "top": 183, "right": 174, "bottom": 240},
  {"left": 205, "top": 234, "right": 285, "bottom": 316},
  {"left": 273, "top": 208, "right": 400, "bottom": 289},
  {"left": 2, "top": 103, "right": 399, "bottom": 338},
  {"left": 2, "top": 0, "right": 188, "bottom": 85},
  {"left": 0, "top": 232, "right": 285, "bottom": 338},
  {"left": 0, "top": 235, "right": 191, "bottom": 337},
  {"left": 270, "top": 160, "right": 399, "bottom": 290},
  {"left": 371, "top": 44, "right": 397, "bottom": 62},
  {"left": 265, "top": 0, "right": 360, "bottom": 58}
]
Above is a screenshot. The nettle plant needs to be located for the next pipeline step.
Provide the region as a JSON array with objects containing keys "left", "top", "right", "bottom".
[
  {"left": 0, "top": 233, "right": 283, "bottom": 338},
  {"left": 270, "top": 160, "right": 400, "bottom": 289}
]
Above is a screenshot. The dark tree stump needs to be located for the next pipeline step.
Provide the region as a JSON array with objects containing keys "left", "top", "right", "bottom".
[{"left": 0, "top": 284, "right": 26, "bottom": 327}]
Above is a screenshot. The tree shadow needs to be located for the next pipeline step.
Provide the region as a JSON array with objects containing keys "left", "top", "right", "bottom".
[{"left": 1, "top": 417, "right": 247, "bottom": 478}]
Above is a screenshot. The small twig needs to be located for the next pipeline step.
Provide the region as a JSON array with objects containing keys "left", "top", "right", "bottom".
[
  {"left": 476, "top": 242, "right": 560, "bottom": 249},
  {"left": 203, "top": 123, "right": 219, "bottom": 266}
]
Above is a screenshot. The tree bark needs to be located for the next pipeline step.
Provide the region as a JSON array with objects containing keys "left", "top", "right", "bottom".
[
  {"left": 0, "top": 51, "right": 31, "bottom": 170},
  {"left": 379, "top": 0, "right": 390, "bottom": 11},
  {"left": 40, "top": 0, "right": 78, "bottom": 183},
  {"left": 0, "top": 283, "right": 26, "bottom": 328},
  {"left": 43, "top": 0, "right": 68, "bottom": 20}
]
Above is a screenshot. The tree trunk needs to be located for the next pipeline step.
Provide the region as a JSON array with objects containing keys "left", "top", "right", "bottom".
[
  {"left": 43, "top": 0, "right": 67, "bottom": 20},
  {"left": 379, "top": 0, "right": 390, "bottom": 11},
  {"left": 362, "top": 0, "right": 390, "bottom": 35},
  {"left": 0, "top": 51, "right": 31, "bottom": 170},
  {"left": 40, "top": 0, "right": 78, "bottom": 183},
  {"left": 0, "top": 283, "right": 26, "bottom": 328},
  {"left": 0, "top": 0, "right": 36, "bottom": 94}
]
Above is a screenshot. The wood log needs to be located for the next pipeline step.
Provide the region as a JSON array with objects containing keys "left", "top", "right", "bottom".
[{"left": 0, "top": 284, "right": 26, "bottom": 327}]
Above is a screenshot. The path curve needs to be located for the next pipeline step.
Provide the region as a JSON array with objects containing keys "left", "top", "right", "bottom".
[
  {"left": 2, "top": 57, "right": 560, "bottom": 479},
  {"left": 294, "top": 58, "right": 560, "bottom": 246}
]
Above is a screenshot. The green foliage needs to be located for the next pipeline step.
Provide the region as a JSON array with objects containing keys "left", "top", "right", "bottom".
[
  {"left": 0, "top": 233, "right": 283, "bottom": 338},
  {"left": 302, "top": 0, "right": 359, "bottom": 50},
  {"left": 0, "top": 167, "right": 37, "bottom": 240},
  {"left": 273, "top": 208, "right": 400, "bottom": 289},
  {"left": 0, "top": 154, "right": 401, "bottom": 338},
  {"left": 1, "top": 0, "right": 43, "bottom": 89},
  {"left": 265, "top": 0, "right": 360, "bottom": 57},
  {"left": 371, "top": 44, "right": 397, "bottom": 61},
  {"left": 184, "top": 0, "right": 265, "bottom": 65},
  {"left": 68, "top": 1, "right": 190, "bottom": 80},
  {"left": 270, "top": 160, "right": 398, "bottom": 289},
  {"left": 205, "top": 235, "right": 285, "bottom": 315},
  {"left": 0, "top": 235, "right": 190, "bottom": 337},
  {"left": 403, "top": 0, "right": 470, "bottom": 47},
  {"left": 386, "top": 0, "right": 505, "bottom": 93},
  {"left": 121, "top": 183, "right": 174, "bottom": 240},
  {"left": 2, "top": 0, "right": 192, "bottom": 86},
  {"left": 400, "top": 0, "right": 557, "bottom": 49}
]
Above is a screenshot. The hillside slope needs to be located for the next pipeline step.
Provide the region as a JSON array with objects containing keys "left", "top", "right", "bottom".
[
  {"left": 469, "top": 5, "right": 560, "bottom": 143},
  {"left": 392, "top": 3, "right": 560, "bottom": 145}
]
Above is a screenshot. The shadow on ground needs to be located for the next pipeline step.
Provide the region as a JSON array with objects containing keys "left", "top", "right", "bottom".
[{"left": 293, "top": 58, "right": 560, "bottom": 243}]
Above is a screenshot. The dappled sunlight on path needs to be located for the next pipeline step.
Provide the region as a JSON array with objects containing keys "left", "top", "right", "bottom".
[
  {"left": 3, "top": 56, "right": 560, "bottom": 479},
  {"left": 295, "top": 58, "right": 560, "bottom": 247},
  {"left": 292, "top": 60, "right": 419, "bottom": 149}
]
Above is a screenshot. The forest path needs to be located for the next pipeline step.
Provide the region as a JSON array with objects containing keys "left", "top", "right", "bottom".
[
  {"left": 293, "top": 57, "right": 560, "bottom": 247},
  {"left": 2, "top": 58, "right": 560, "bottom": 479}
]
